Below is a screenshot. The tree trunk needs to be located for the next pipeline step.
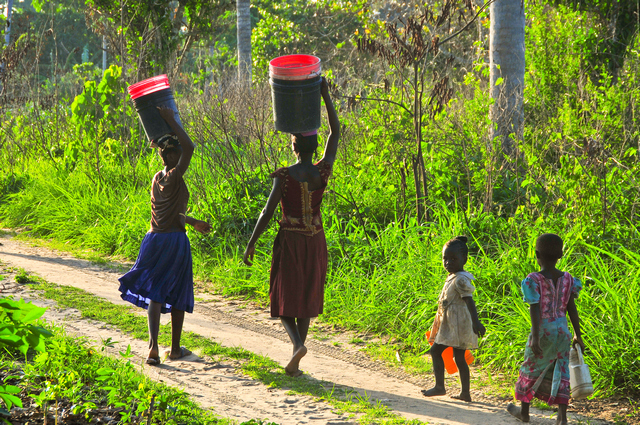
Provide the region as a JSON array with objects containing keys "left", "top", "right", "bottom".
[
  {"left": 0, "top": 0, "right": 14, "bottom": 93},
  {"left": 413, "top": 62, "right": 428, "bottom": 222},
  {"left": 489, "top": 0, "right": 525, "bottom": 156},
  {"left": 102, "top": 36, "right": 107, "bottom": 74},
  {"left": 3, "top": 0, "right": 13, "bottom": 47},
  {"left": 237, "top": 0, "right": 252, "bottom": 85}
]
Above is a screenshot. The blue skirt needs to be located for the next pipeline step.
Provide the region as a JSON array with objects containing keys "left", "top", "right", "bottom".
[{"left": 118, "top": 232, "right": 194, "bottom": 313}]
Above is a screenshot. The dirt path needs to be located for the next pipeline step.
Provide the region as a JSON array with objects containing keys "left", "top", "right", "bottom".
[{"left": 0, "top": 235, "right": 610, "bottom": 425}]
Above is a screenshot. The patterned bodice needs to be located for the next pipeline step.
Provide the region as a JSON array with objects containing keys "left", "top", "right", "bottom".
[
  {"left": 270, "top": 160, "right": 332, "bottom": 237},
  {"left": 521, "top": 272, "right": 581, "bottom": 320}
]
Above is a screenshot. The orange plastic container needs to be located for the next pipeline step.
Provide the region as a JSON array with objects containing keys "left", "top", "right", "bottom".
[{"left": 425, "top": 331, "right": 474, "bottom": 374}]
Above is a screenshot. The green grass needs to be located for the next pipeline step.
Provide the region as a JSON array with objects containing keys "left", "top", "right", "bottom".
[
  {"left": 2, "top": 5, "right": 640, "bottom": 401},
  {"left": 16, "top": 272, "right": 431, "bottom": 424},
  {"left": 1, "top": 324, "right": 230, "bottom": 424}
]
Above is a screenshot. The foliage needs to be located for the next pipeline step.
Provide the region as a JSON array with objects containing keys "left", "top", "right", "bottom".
[
  {"left": 1, "top": 325, "right": 227, "bottom": 424},
  {"left": 1, "top": 0, "right": 640, "bottom": 400},
  {"left": 548, "top": 0, "right": 639, "bottom": 78},
  {"left": 0, "top": 297, "right": 52, "bottom": 411},
  {"left": 0, "top": 297, "right": 52, "bottom": 357},
  {"left": 83, "top": 0, "right": 233, "bottom": 79}
]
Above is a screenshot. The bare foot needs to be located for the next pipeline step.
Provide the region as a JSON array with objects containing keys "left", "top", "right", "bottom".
[
  {"left": 507, "top": 403, "right": 530, "bottom": 423},
  {"left": 451, "top": 392, "right": 472, "bottom": 402},
  {"left": 285, "top": 345, "right": 307, "bottom": 377},
  {"left": 166, "top": 346, "right": 192, "bottom": 360},
  {"left": 146, "top": 348, "right": 160, "bottom": 365},
  {"left": 285, "top": 369, "right": 304, "bottom": 377},
  {"left": 421, "top": 387, "right": 447, "bottom": 397},
  {"left": 145, "top": 356, "right": 161, "bottom": 366}
]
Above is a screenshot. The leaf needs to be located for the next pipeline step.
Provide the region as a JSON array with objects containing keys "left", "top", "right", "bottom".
[
  {"left": 96, "top": 367, "right": 116, "bottom": 376},
  {"left": 0, "top": 393, "right": 22, "bottom": 410},
  {"left": 31, "top": 326, "right": 53, "bottom": 338},
  {"left": 0, "top": 334, "right": 22, "bottom": 344},
  {"left": 1, "top": 386, "right": 20, "bottom": 395},
  {"left": 21, "top": 305, "right": 47, "bottom": 323},
  {"left": 494, "top": 77, "right": 504, "bottom": 86}
]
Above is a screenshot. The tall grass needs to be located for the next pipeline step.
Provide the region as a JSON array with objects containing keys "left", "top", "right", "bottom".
[{"left": 1, "top": 2, "right": 640, "bottom": 398}]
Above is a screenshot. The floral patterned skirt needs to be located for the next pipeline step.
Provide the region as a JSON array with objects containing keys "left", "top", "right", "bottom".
[{"left": 515, "top": 317, "right": 572, "bottom": 405}]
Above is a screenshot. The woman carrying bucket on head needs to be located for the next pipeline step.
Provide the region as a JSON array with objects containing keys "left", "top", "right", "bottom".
[
  {"left": 243, "top": 71, "right": 340, "bottom": 377},
  {"left": 119, "top": 77, "right": 211, "bottom": 366}
]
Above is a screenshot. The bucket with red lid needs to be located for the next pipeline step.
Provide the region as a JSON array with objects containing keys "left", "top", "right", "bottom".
[
  {"left": 127, "top": 75, "right": 183, "bottom": 146},
  {"left": 269, "top": 54, "right": 322, "bottom": 133}
]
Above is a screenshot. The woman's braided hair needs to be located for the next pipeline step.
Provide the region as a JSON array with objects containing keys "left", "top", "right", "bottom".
[{"left": 444, "top": 235, "right": 469, "bottom": 257}]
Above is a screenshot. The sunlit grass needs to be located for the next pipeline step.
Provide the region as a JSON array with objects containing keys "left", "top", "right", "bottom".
[{"left": 16, "top": 271, "right": 430, "bottom": 424}]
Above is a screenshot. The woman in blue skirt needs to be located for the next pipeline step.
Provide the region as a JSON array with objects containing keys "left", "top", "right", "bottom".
[{"left": 119, "top": 106, "right": 211, "bottom": 365}]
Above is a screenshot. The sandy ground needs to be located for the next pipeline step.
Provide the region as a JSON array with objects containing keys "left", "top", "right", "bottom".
[{"left": 0, "top": 235, "right": 611, "bottom": 425}]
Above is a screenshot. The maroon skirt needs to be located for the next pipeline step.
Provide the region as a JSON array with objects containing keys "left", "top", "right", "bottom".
[{"left": 270, "top": 228, "right": 327, "bottom": 318}]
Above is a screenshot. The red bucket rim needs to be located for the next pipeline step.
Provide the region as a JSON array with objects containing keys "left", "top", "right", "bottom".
[
  {"left": 269, "top": 55, "right": 321, "bottom": 79},
  {"left": 128, "top": 75, "right": 170, "bottom": 100}
]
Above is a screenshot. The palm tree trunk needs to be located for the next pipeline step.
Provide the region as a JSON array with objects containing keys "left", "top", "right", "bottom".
[
  {"left": 3, "top": 0, "right": 13, "bottom": 47},
  {"left": 237, "top": 0, "right": 252, "bottom": 85},
  {"left": 1, "top": 0, "right": 14, "bottom": 94},
  {"left": 489, "top": 0, "right": 525, "bottom": 156}
]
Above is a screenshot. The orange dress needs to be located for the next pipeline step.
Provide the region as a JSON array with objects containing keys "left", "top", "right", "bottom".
[{"left": 269, "top": 160, "right": 332, "bottom": 318}]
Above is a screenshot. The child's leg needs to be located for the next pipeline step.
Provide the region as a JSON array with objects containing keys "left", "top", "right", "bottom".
[
  {"left": 507, "top": 402, "right": 530, "bottom": 423},
  {"left": 422, "top": 343, "right": 447, "bottom": 397},
  {"left": 451, "top": 348, "right": 471, "bottom": 402},
  {"left": 280, "top": 316, "right": 308, "bottom": 376},
  {"left": 147, "top": 301, "right": 162, "bottom": 361},
  {"left": 169, "top": 308, "right": 188, "bottom": 359},
  {"left": 556, "top": 404, "right": 568, "bottom": 425}
]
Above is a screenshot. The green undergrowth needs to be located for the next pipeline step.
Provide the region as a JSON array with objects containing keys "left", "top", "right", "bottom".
[
  {"left": 17, "top": 272, "right": 428, "bottom": 424},
  {"left": 2, "top": 1, "right": 640, "bottom": 401},
  {"left": 0, "top": 303, "right": 228, "bottom": 424}
]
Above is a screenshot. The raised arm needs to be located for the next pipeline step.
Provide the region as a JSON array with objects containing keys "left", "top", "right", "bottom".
[
  {"left": 243, "top": 176, "right": 284, "bottom": 266},
  {"left": 320, "top": 77, "right": 340, "bottom": 165},
  {"left": 158, "top": 106, "right": 195, "bottom": 174}
]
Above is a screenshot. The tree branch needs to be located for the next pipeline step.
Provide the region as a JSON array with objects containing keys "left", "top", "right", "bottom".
[
  {"left": 334, "top": 93, "right": 412, "bottom": 115},
  {"left": 439, "top": 0, "right": 495, "bottom": 46}
]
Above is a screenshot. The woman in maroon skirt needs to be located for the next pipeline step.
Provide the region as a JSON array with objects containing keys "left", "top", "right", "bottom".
[{"left": 243, "top": 77, "right": 339, "bottom": 377}]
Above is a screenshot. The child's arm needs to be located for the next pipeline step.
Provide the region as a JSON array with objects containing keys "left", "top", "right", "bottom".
[
  {"left": 185, "top": 215, "right": 211, "bottom": 234},
  {"left": 529, "top": 303, "right": 543, "bottom": 356},
  {"left": 320, "top": 77, "right": 340, "bottom": 166},
  {"left": 243, "top": 177, "right": 284, "bottom": 266},
  {"left": 158, "top": 106, "right": 195, "bottom": 174},
  {"left": 566, "top": 294, "right": 585, "bottom": 350},
  {"left": 462, "top": 297, "right": 486, "bottom": 337}
]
